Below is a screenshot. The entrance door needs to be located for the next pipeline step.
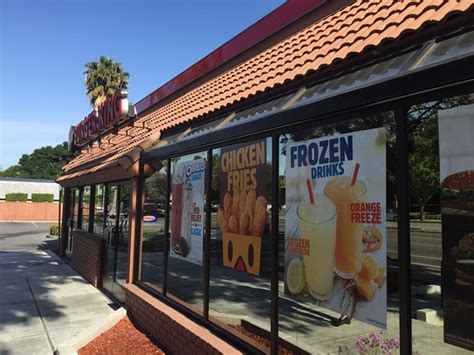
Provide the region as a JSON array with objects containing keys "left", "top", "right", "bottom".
[{"left": 102, "top": 183, "right": 130, "bottom": 303}]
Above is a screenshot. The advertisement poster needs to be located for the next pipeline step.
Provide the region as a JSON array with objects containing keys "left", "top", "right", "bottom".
[
  {"left": 285, "top": 128, "right": 387, "bottom": 329},
  {"left": 170, "top": 159, "right": 205, "bottom": 265},
  {"left": 217, "top": 139, "right": 268, "bottom": 276},
  {"left": 438, "top": 105, "right": 474, "bottom": 351}
]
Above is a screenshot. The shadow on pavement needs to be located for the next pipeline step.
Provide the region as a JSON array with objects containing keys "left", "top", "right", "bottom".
[
  {"left": 37, "top": 238, "right": 60, "bottom": 253},
  {"left": 0, "top": 251, "right": 67, "bottom": 333}
]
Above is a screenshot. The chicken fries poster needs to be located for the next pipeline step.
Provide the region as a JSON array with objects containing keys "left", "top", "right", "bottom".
[
  {"left": 285, "top": 128, "right": 387, "bottom": 329},
  {"left": 170, "top": 159, "right": 205, "bottom": 265},
  {"left": 217, "top": 139, "right": 268, "bottom": 276}
]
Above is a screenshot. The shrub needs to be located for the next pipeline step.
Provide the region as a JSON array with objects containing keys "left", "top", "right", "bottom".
[
  {"left": 49, "top": 224, "right": 60, "bottom": 236},
  {"left": 409, "top": 212, "right": 441, "bottom": 220},
  {"left": 5, "top": 193, "right": 28, "bottom": 202},
  {"left": 31, "top": 193, "right": 54, "bottom": 202}
]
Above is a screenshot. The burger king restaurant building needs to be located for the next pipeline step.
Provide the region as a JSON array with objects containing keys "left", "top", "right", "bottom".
[{"left": 57, "top": 1, "right": 474, "bottom": 353}]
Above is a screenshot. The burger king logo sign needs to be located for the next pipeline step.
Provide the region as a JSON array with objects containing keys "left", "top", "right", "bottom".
[{"left": 143, "top": 215, "right": 158, "bottom": 223}]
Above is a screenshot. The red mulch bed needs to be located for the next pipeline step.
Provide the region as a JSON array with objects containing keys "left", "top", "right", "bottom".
[
  {"left": 230, "top": 325, "right": 294, "bottom": 355},
  {"left": 79, "top": 316, "right": 165, "bottom": 355}
]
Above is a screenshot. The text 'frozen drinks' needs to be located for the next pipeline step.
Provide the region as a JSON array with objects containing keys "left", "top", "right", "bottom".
[{"left": 289, "top": 136, "right": 353, "bottom": 179}]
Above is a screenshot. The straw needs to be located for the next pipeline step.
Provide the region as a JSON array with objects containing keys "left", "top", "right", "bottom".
[
  {"left": 306, "top": 178, "right": 315, "bottom": 205},
  {"left": 351, "top": 162, "right": 360, "bottom": 186}
]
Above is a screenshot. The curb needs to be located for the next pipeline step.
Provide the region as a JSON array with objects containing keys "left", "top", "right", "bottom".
[
  {"left": 56, "top": 307, "right": 127, "bottom": 355},
  {"left": 44, "top": 249, "right": 64, "bottom": 265},
  {"left": 414, "top": 284, "right": 441, "bottom": 298},
  {"left": 416, "top": 308, "right": 443, "bottom": 326},
  {"left": 386, "top": 226, "right": 441, "bottom": 233}
]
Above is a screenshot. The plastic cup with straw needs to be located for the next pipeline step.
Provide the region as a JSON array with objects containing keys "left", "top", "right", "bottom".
[
  {"left": 297, "top": 177, "right": 338, "bottom": 300},
  {"left": 306, "top": 178, "right": 315, "bottom": 205},
  {"left": 351, "top": 162, "right": 360, "bottom": 186},
  {"left": 324, "top": 161, "right": 367, "bottom": 278}
]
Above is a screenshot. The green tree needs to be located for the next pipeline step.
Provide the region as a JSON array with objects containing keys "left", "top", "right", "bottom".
[
  {"left": 0, "top": 142, "right": 73, "bottom": 180},
  {"left": 0, "top": 165, "right": 23, "bottom": 178},
  {"left": 211, "top": 153, "right": 221, "bottom": 205},
  {"left": 406, "top": 96, "right": 471, "bottom": 221},
  {"left": 84, "top": 56, "right": 129, "bottom": 107},
  {"left": 408, "top": 149, "right": 439, "bottom": 222},
  {"left": 144, "top": 172, "right": 167, "bottom": 205}
]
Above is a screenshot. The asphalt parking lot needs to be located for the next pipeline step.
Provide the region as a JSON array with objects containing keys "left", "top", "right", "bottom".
[{"left": 0, "top": 222, "right": 55, "bottom": 251}]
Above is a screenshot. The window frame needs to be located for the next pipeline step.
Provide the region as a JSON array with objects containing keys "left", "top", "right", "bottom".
[{"left": 132, "top": 78, "right": 474, "bottom": 354}]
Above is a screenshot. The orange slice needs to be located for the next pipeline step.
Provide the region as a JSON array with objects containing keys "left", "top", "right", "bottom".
[{"left": 359, "top": 254, "right": 378, "bottom": 281}]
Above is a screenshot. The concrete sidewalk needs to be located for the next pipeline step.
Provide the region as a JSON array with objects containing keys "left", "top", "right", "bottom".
[{"left": 0, "top": 249, "right": 116, "bottom": 355}]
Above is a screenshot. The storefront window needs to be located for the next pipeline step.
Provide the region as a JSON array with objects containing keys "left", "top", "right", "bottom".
[
  {"left": 278, "top": 113, "right": 400, "bottom": 353},
  {"left": 81, "top": 186, "right": 91, "bottom": 231},
  {"left": 71, "top": 188, "right": 80, "bottom": 229},
  {"left": 167, "top": 152, "right": 207, "bottom": 312},
  {"left": 66, "top": 187, "right": 80, "bottom": 259},
  {"left": 209, "top": 138, "right": 273, "bottom": 337},
  {"left": 116, "top": 184, "right": 131, "bottom": 287},
  {"left": 408, "top": 93, "right": 474, "bottom": 352},
  {"left": 140, "top": 162, "right": 168, "bottom": 291},
  {"left": 132, "top": 93, "right": 473, "bottom": 353},
  {"left": 93, "top": 184, "right": 106, "bottom": 235},
  {"left": 101, "top": 182, "right": 131, "bottom": 302}
]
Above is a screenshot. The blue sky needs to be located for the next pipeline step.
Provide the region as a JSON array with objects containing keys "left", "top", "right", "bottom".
[{"left": 0, "top": 0, "right": 284, "bottom": 170}]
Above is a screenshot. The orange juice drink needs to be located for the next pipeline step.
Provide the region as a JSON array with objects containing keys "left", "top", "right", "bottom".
[
  {"left": 324, "top": 176, "right": 367, "bottom": 278},
  {"left": 297, "top": 195, "right": 337, "bottom": 300}
]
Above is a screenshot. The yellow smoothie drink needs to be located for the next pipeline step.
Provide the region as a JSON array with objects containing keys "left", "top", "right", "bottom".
[
  {"left": 297, "top": 196, "right": 337, "bottom": 300},
  {"left": 324, "top": 176, "right": 367, "bottom": 278}
]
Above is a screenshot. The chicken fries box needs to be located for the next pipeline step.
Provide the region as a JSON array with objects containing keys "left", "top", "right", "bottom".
[{"left": 217, "top": 140, "right": 268, "bottom": 276}]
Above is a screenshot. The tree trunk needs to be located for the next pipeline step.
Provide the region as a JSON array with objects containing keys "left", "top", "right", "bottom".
[{"left": 420, "top": 199, "right": 425, "bottom": 222}]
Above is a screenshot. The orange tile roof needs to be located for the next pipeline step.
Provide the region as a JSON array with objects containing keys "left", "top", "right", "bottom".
[{"left": 59, "top": 0, "right": 474, "bottom": 183}]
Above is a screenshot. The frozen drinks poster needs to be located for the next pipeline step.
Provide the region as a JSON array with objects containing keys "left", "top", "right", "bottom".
[
  {"left": 285, "top": 128, "right": 387, "bottom": 329},
  {"left": 170, "top": 159, "right": 205, "bottom": 265}
]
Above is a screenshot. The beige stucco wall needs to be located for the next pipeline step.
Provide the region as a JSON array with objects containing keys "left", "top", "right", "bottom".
[{"left": 0, "top": 202, "right": 59, "bottom": 221}]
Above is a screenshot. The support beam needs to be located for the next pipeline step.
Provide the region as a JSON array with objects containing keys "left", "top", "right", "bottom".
[
  {"left": 203, "top": 149, "right": 212, "bottom": 320},
  {"left": 271, "top": 135, "right": 279, "bottom": 355},
  {"left": 163, "top": 158, "right": 171, "bottom": 296},
  {"left": 396, "top": 107, "right": 412, "bottom": 354}
]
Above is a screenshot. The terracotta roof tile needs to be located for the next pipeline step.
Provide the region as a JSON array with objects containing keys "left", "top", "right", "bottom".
[{"left": 60, "top": 0, "right": 473, "bottom": 182}]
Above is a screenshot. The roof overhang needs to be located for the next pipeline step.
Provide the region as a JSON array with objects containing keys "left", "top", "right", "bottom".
[
  {"left": 143, "top": 30, "right": 474, "bottom": 163},
  {"left": 58, "top": 131, "right": 160, "bottom": 186},
  {"left": 61, "top": 1, "right": 474, "bottom": 185}
]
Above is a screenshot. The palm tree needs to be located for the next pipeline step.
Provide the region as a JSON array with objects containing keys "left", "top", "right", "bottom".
[{"left": 84, "top": 56, "right": 130, "bottom": 108}]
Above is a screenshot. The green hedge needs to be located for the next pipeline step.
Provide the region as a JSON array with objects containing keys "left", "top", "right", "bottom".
[
  {"left": 31, "top": 193, "right": 54, "bottom": 202},
  {"left": 49, "top": 224, "right": 60, "bottom": 236},
  {"left": 5, "top": 193, "right": 28, "bottom": 202}
]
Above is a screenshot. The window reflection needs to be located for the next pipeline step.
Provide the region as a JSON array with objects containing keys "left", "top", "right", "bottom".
[
  {"left": 140, "top": 162, "right": 167, "bottom": 290},
  {"left": 81, "top": 186, "right": 91, "bottom": 231},
  {"left": 408, "top": 94, "right": 474, "bottom": 352},
  {"left": 209, "top": 137, "right": 273, "bottom": 340},
  {"left": 94, "top": 184, "right": 106, "bottom": 235}
]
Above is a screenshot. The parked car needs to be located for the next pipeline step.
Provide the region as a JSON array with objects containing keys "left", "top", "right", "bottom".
[
  {"left": 387, "top": 209, "right": 398, "bottom": 222},
  {"left": 156, "top": 204, "right": 166, "bottom": 216},
  {"left": 143, "top": 203, "right": 165, "bottom": 219}
]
